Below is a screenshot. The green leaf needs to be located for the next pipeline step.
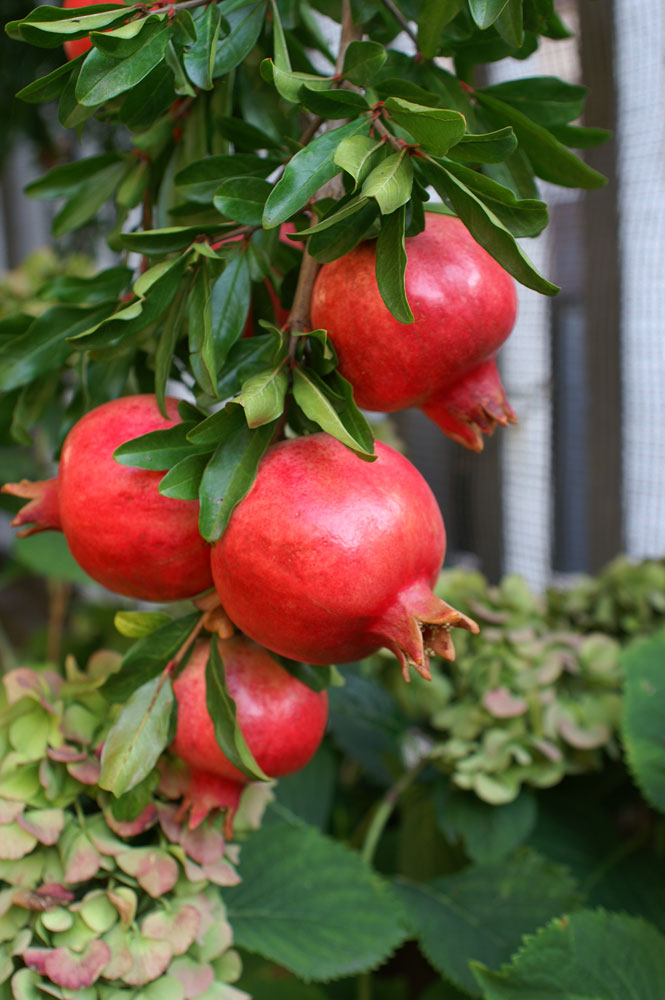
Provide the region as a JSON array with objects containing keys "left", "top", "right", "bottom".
[
  {"left": 215, "top": 332, "right": 286, "bottom": 399},
  {"left": 12, "top": 532, "right": 92, "bottom": 586},
  {"left": 113, "top": 421, "right": 205, "bottom": 470},
  {"left": 25, "top": 152, "right": 124, "bottom": 200},
  {"left": 334, "top": 135, "right": 389, "bottom": 186},
  {"left": 155, "top": 277, "right": 190, "bottom": 416},
  {"left": 300, "top": 86, "right": 369, "bottom": 119},
  {"left": 0, "top": 305, "right": 112, "bottom": 392},
  {"left": 342, "top": 40, "right": 387, "bottom": 87},
  {"left": 273, "top": 746, "right": 337, "bottom": 830},
  {"left": 205, "top": 640, "right": 270, "bottom": 781},
  {"left": 183, "top": 2, "right": 222, "bottom": 90},
  {"left": 263, "top": 118, "right": 371, "bottom": 228},
  {"left": 396, "top": 849, "right": 581, "bottom": 996},
  {"left": 238, "top": 359, "right": 289, "bottom": 428},
  {"left": 16, "top": 58, "right": 79, "bottom": 104},
  {"left": 472, "top": 910, "right": 665, "bottom": 1000},
  {"left": 417, "top": 0, "right": 465, "bottom": 59},
  {"left": 375, "top": 205, "right": 413, "bottom": 323},
  {"left": 442, "top": 158, "right": 549, "bottom": 237},
  {"left": 213, "top": 0, "right": 265, "bottom": 78},
  {"left": 419, "top": 159, "right": 559, "bottom": 295},
  {"left": 198, "top": 406, "right": 275, "bottom": 541},
  {"left": 292, "top": 366, "right": 375, "bottom": 459},
  {"left": 75, "top": 22, "right": 172, "bottom": 106},
  {"left": 291, "top": 196, "right": 370, "bottom": 238},
  {"left": 308, "top": 200, "right": 379, "bottom": 263},
  {"left": 548, "top": 123, "right": 612, "bottom": 149},
  {"left": 621, "top": 630, "right": 665, "bottom": 812},
  {"left": 118, "top": 226, "right": 219, "bottom": 255},
  {"left": 8, "top": 4, "right": 131, "bottom": 46},
  {"left": 384, "top": 98, "right": 466, "bottom": 157},
  {"left": 209, "top": 251, "right": 252, "bottom": 370},
  {"left": 482, "top": 76, "right": 589, "bottom": 127},
  {"left": 468, "top": 0, "right": 511, "bottom": 30},
  {"left": 188, "top": 263, "right": 217, "bottom": 396},
  {"left": 158, "top": 453, "right": 210, "bottom": 501},
  {"left": 176, "top": 153, "right": 278, "bottom": 204},
  {"left": 89, "top": 12, "right": 168, "bottom": 57},
  {"left": 213, "top": 176, "right": 272, "bottom": 226},
  {"left": 39, "top": 267, "right": 132, "bottom": 305},
  {"left": 52, "top": 161, "right": 129, "bottom": 237},
  {"left": 450, "top": 127, "right": 517, "bottom": 164},
  {"left": 474, "top": 90, "right": 607, "bottom": 189},
  {"left": 216, "top": 115, "right": 283, "bottom": 151},
  {"left": 114, "top": 611, "right": 172, "bottom": 640},
  {"left": 435, "top": 785, "right": 537, "bottom": 864},
  {"left": 262, "top": 60, "right": 332, "bottom": 103},
  {"left": 102, "top": 612, "right": 201, "bottom": 703},
  {"left": 224, "top": 819, "right": 409, "bottom": 980},
  {"left": 361, "top": 152, "right": 414, "bottom": 214},
  {"left": 495, "top": 0, "right": 523, "bottom": 48},
  {"left": 99, "top": 674, "right": 174, "bottom": 797}
]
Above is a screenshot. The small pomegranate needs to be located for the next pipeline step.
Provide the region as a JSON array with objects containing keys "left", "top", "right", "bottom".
[
  {"left": 310, "top": 212, "right": 518, "bottom": 452},
  {"left": 210, "top": 434, "right": 478, "bottom": 681},
  {"left": 2, "top": 395, "right": 213, "bottom": 602},
  {"left": 171, "top": 635, "right": 329, "bottom": 828}
]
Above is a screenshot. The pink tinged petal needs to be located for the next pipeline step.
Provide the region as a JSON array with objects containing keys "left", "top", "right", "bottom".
[
  {"left": 3, "top": 668, "right": 61, "bottom": 710},
  {"left": 483, "top": 687, "right": 529, "bottom": 718},
  {"left": 42, "top": 941, "right": 111, "bottom": 989},
  {"left": 105, "top": 804, "right": 158, "bottom": 838},
  {"left": 61, "top": 832, "right": 101, "bottom": 884},
  {"left": 66, "top": 759, "right": 101, "bottom": 785},
  {"left": 531, "top": 738, "right": 563, "bottom": 762},
  {"left": 0, "top": 822, "right": 38, "bottom": 860},
  {"left": 122, "top": 936, "right": 173, "bottom": 986},
  {"left": 23, "top": 947, "right": 51, "bottom": 974},
  {"left": 157, "top": 804, "right": 184, "bottom": 844},
  {"left": 100, "top": 926, "right": 133, "bottom": 981},
  {"left": 116, "top": 849, "right": 179, "bottom": 898},
  {"left": 557, "top": 713, "right": 610, "bottom": 749},
  {"left": 142, "top": 905, "right": 201, "bottom": 957},
  {"left": 17, "top": 809, "right": 65, "bottom": 846},
  {"left": 196, "top": 918, "right": 234, "bottom": 963},
  {"left": 169, "top": 957, "right": 215, "bottom": 999},
  {"left": 12, "top": 883, "right": 74, "bottom": 912},
  {"left": 199, "top": 859, "right": 241, "bottom": 887},
  {"left": 46, "top": 746, "right": 87, "bottom": 764},
  {"left": 0, "top": 800, "right": 24, "bottom": 824},
  {"left": 180, "top": 824, "right": 225, "bottom": 867}
]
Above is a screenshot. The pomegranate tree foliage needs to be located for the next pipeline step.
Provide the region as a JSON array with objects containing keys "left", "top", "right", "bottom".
[{"left": 2, "top": 0, "right": 664, "bottom": 997}]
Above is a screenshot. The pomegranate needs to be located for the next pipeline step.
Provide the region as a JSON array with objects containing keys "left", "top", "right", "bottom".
[
  {"left": 171, "top": 635, "right": 329, "bottom": 828},
  {"left": 62, "top": 0, "right": 115, "bottom": 61},
  {"left": 310, "top": 212, "right": 518, "bottom": 452},
  {"left": 210, "top": 434, "right": 478, "bottom": 681},
  {"left": 2, "top": 395, "right": 213, "bottom": 602}
]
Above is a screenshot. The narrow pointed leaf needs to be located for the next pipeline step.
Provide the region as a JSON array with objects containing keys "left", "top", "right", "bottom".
[
  {"left": 102, "top": 612, "right": 201, "bottom": 702},
  {"left": 442, "top": 158, "right": 549, "bottom": 237},
  {"left": 334, "top": 135, "right": 389, "bottom": 186},
  {"left": 468, "top": 0, "right": 511, "bottom": 30},
  {"left": 449, "top": 127, "right": 517, "bottom": 164},
  {"left": 75, "top": 22, "right": 172, "bottom": 106},
  {"left": 183, "top": 3, "right": 222, "bottom": 90},
  {"left": 238, "top": 359, "right": 289, "bottom": 428},
  {"left": 25, "top": 152, "right": 124, "bottom": 199},
  {"left": 361, "top": 153, "right": 413, "bottom": 214},
  {"left": 418, "top": 0, "right": 465, "bottom": 59},
  {"left": 214, "top": 1, "right": 265, "bottom": 78},
  {"left": 17, "top": 59, "right": 79, "bottom": 103},
  {"left": 99, "top": 675, "right": 174, "bottom": 797},
  {"left": 155, "top": 279, "right": 191, "bottom": 417},
  {"left": 206, "top": 640, "right": 270, "bottom": 781},
  {"left": 213, "top": 176, "right": 272, "bottom": 226},
  {"left": 291, "top": 196, "right": 369, "bottom": 238},
  {"left": 384, "top": 98, "right": 466, "bottom": 158},
  {"left": 292, "top": 366, "right": 375, "bottom": 459},
  {"left": 9, "top": 4, "right": 131, "bottom": 46},
  {"left": 375, "top": 205, "right": 414, "bottom": 323},
  {"left": 114, "top": 421, "right": 207, "bottom": 470},
  {"left": 210, "top": 251, "right": 252, "bottom": 370},
  {"left": 188, "top": 263, "right": 217, "bottom": 397},
  {"left": 158, "top": 453, "right": 210, "bottom": 501},
  {"left": 341, "top": 40, "right": 387, "bottom": 87},
  {"left": 481, "top": 76, "right": 589, "bottom": 127},
  {"left": 495, "top": 0, "right": 523, "bottom": 48}
]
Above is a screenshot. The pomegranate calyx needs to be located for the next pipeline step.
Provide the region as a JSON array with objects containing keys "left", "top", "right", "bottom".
[
  {"left": 422, "top": 360, "right": 517, "bottom": 453},
  {"left": 1, "top": 478, "right": 61, "bottom": 536}
]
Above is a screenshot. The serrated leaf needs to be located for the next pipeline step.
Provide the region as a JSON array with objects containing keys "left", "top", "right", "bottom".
[
  {"left": 114, "top": 611, "right": 172, "bottom": 640},
  {"left": 342, "top": 40, "right": 387, "bottom": 87},
  {"left": 418, "top": 0, "right": 465, "bottom": 59},
  {"left": 419, "top": 159, "right": 559, "bottom": 295},
  {"left": 183, "top": 3, "right": 222, "bottom": 90},
  {"left": 224, "top": 819, "right": 409, "bottom": 980},
  {"left": 384, "top": 98, "right": 466, "bottom": 158},
  {"left": 468, "top": 0, "right": 510, "bottom": 30},
  {"left": 205, "top": 640, "right": 270, "bottom": 781},
  {"left": 213, "top": 176, "right": 272, "bottom": 226},
  {"left": 198, "top": 406, "right": 275, "bottom": 541},
  {"left": 102, "top": 612, "right": 201, "bottom": 703},
  {"left": 158, "top": 453, "right": 210, "bottom": 501},
  {"left": 375, "top": 205, "right": 413, "bottom": 323},
  {"left": 442, "top": 158, "right": 548, "bottom": 237},
  {"left": 472, "top": 909, "right": 665, "bottom": 999},
  {"left": 334, "top": 136, "right": 388, "bottom": 186},
  {"left": 292, "top": 366, "right": 375, "bottom": 459},
  {"left": 263, "top": 118, "right": 371, "bottom": 228},
  {"left": 621, "top": 630, "right": 665, "bottom": 812},
  {"left": 99, "top": 675, "right": 174, "bottom": 797},
  {"left": 238, "top": 359, "right": 289, "bottom": 428},
  {"left": 361, "top": 152, "right": 413, "bottom": 215},
  {"left": 75, "top": 22, "right": 172, "bottom": 106},
  {"left": 435, "top": 785, "right": 536, "bottom": 864},
  {"left": 396, "top": 849, "right": 581, "bottom": 996}
]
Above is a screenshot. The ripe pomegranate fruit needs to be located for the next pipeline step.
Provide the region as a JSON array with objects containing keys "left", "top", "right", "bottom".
[
  {"left": 2, "top": 395, "right": 213, "bottom": 602},
  {"left": 310, "top": 212, "right": 519, "bottom": 452},
  {"left": 171, "top": 635, "right": 329, "bottom": 829},
  {"left": 62, "top": 0, "right": 115, "bottom": 61},
  {"left": 210, "top": 434, "right": 478, "bottom": 681}
]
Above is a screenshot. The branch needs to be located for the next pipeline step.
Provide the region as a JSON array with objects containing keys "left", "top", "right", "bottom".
[
  {"left": 380, "top": 0, "right": 418, "bottom": 49},
  {"left": 287, "top": 249, "right": 321, "bottom": 337},
  {"left": 336, "top": 0, "right": 364, "bottom": 73}
]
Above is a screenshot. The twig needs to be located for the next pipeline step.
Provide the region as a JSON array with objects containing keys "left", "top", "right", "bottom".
[
  {"left": 380, "top": 0, "right": 418, "bottom": 48},
  {"left": 336, "top": 0, "right": 364, "bottom": 73},
  {"left": 287, "top": 250, "right": 321, "bottom": 338},
  {"left": 372, "top": 116, "right": 406, "bottom": 153}
]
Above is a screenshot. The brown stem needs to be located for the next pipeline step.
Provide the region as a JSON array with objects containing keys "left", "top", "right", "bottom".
[
  {"left": 372, "top": 116, "right": 406, "bottom": 153},
  {"left": 288, "top": 249, "right": 321, "bottom": 338},
  {"left": 380, "top": 0, "right": 418, "bottom": 48},
  {"left": 336, "top": 0, "right": 364, "bottom": 73}
]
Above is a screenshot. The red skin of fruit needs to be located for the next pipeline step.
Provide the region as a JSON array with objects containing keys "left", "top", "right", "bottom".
[
  {"left": 2, "top": 395, "right": 212, "bottom": 603},
  {"left": 210, "top": 434, "right": 478, "bottom": 681},
  {"left": 171, "top": 635, "right": 329, "bottom": 786},
  {"left": 62, "top": 0, "right": 115, "bottom": 60},
  {"left": 310, "top": 212, "right": 519, "bottom": 452}
]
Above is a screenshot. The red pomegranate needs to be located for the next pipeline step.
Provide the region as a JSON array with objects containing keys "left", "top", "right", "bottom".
[
  {"left": 171, "top": 635, "right": 329, "bottom": 827},
  {"left": 2, "top": 395, "right": 213, "bottom": 602},
  {"left": 310, "top": 212, "right": 518, "bottom": 452},
  {"left": 62, "top": 0, "right": 115, "bottom": 60},
  {"left": 210, "top": 434, "right": 478, "bottom": 681}
]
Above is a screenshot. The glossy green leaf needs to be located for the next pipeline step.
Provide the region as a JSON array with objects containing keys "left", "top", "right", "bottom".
[
  {"left": 238, "top": 358, "right": 289, "bottom": 428},
  {"left": 361, "top": 152, "right": 413, "bottom": 215},
  {"left": 419, "top": 159, "right": 559, "bottom": 294},
  {"left": 292, "top": 366, "right": 375, "bottom": 459},
  {"left": 473, "top": 910, "right": 665, "bottom": 1000},
  {"left": 52, "top": 161, "right": 129, "bottom": 237},
  {"left": 213, "top": 176, "right": 272, "bottom": 226},
  {"left": 468, "top": 0, "right": 511, "bottom": 30},
  {"left": 375, "top": 205, "right": 413, "bottom": 323},
  {"left": 621, "top": 630, "right": 665, "bottom": 812},
  {"left": 16, "top": 58, "right": 79, "bottom": 104},
  {"left": 102, "top": 612, "right": 201, "bottom": 703},
  {"left": 198, "top": 405, "right": 275, "bottom": 541},
  {"left": 548, "top": 123, "right": 612, "bottom": 149},
  {"left": 188, "top": 263, "right": 217, "bottom": 397},
  {"left": 75, "top": 22, "right": 172, "bottom": 106},
  {"left": 418, "top": 0, "right": 465, "bottom": 59},
  {"left": 481, "top": 76, "right": 589, "bottom": 127},
  {"left": 441, "top": 158, "right": 549, "bottom": 237},
  {"left": 99, "top": 674, "right": 174, "bottom": 797},
  {"left": 308, "top": 198, "right": 379, "bottom": 263},
  {"left": 183, "top": 3, "right": 222, "bottom": 90},
  {"left": 118, "top": 60, "right": 175, "bottom": 130},
  {"left": 213, "top": 0, "right": 265, "bottom": 78},
  {"left": 118, "top": 226, "right": 219, "bottom": 254},
  {"left": 475, "top": 90, "right": 607, "bottom": 189},
  {"left": 114, "top": 421, "right": 206, "bottom": 470},
  {"left": 300, "top": 86, "right": 370, "bottom": 119},
  {"left": 114, "top": 611, "right": 172, "bottom": 640},
  {"left": 291, "top": 196, "right": 369, "bottom": 237},
  {"left": 262, "top": 59, "right": 332, "bottom": 103},
  {"left": 176, "top": 153, "right": 277, "bottom": 203},
  {"left": 215, "top": 332, "right": 286, "bottom": 400},
  {"left": 209, "top": 251, "right": 252, "bottom": 370},
  {"left": 89, "top": 12, "right": 167, "bottom": 57},
  {"left": 334, "top": 135, "right": 389, "bottom": 186},
  {"left": 449, "top": 126, "right": 517, "bottom": 164},
  {"left": 216, "top": 115, "right": 283, "bottom": 152},
  {"left": 158, "top": 452, "right": 211, "bottom": 501},
  {"left": 263, "top": 118, "right": 371, "bottom": 228},
  {"left": 384, "top": 97, "right": 466, "bottom": 157},
  {"left": 495, "top": 0, "right": 523, "bottom": 48},
  {"left": 40, "top": 267, "right": 132, "bottom": 305},
  {"left": 224, "top": 819, "right": 408, "bottom": 981},
  {"left": 25, "top": 152, "right": 124, "bottom": 199},
  {"left": 155, "top": 277, "right": 191, "bottom": 416},
  {"left": 206, "top": 639, "right": 270, "bottom": 781},
  {"left": 8, "top": 4, "right": 131, "bottom": 46},
  {"left": 341, "top": 40, "right": 387, "bottom": 86}
]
